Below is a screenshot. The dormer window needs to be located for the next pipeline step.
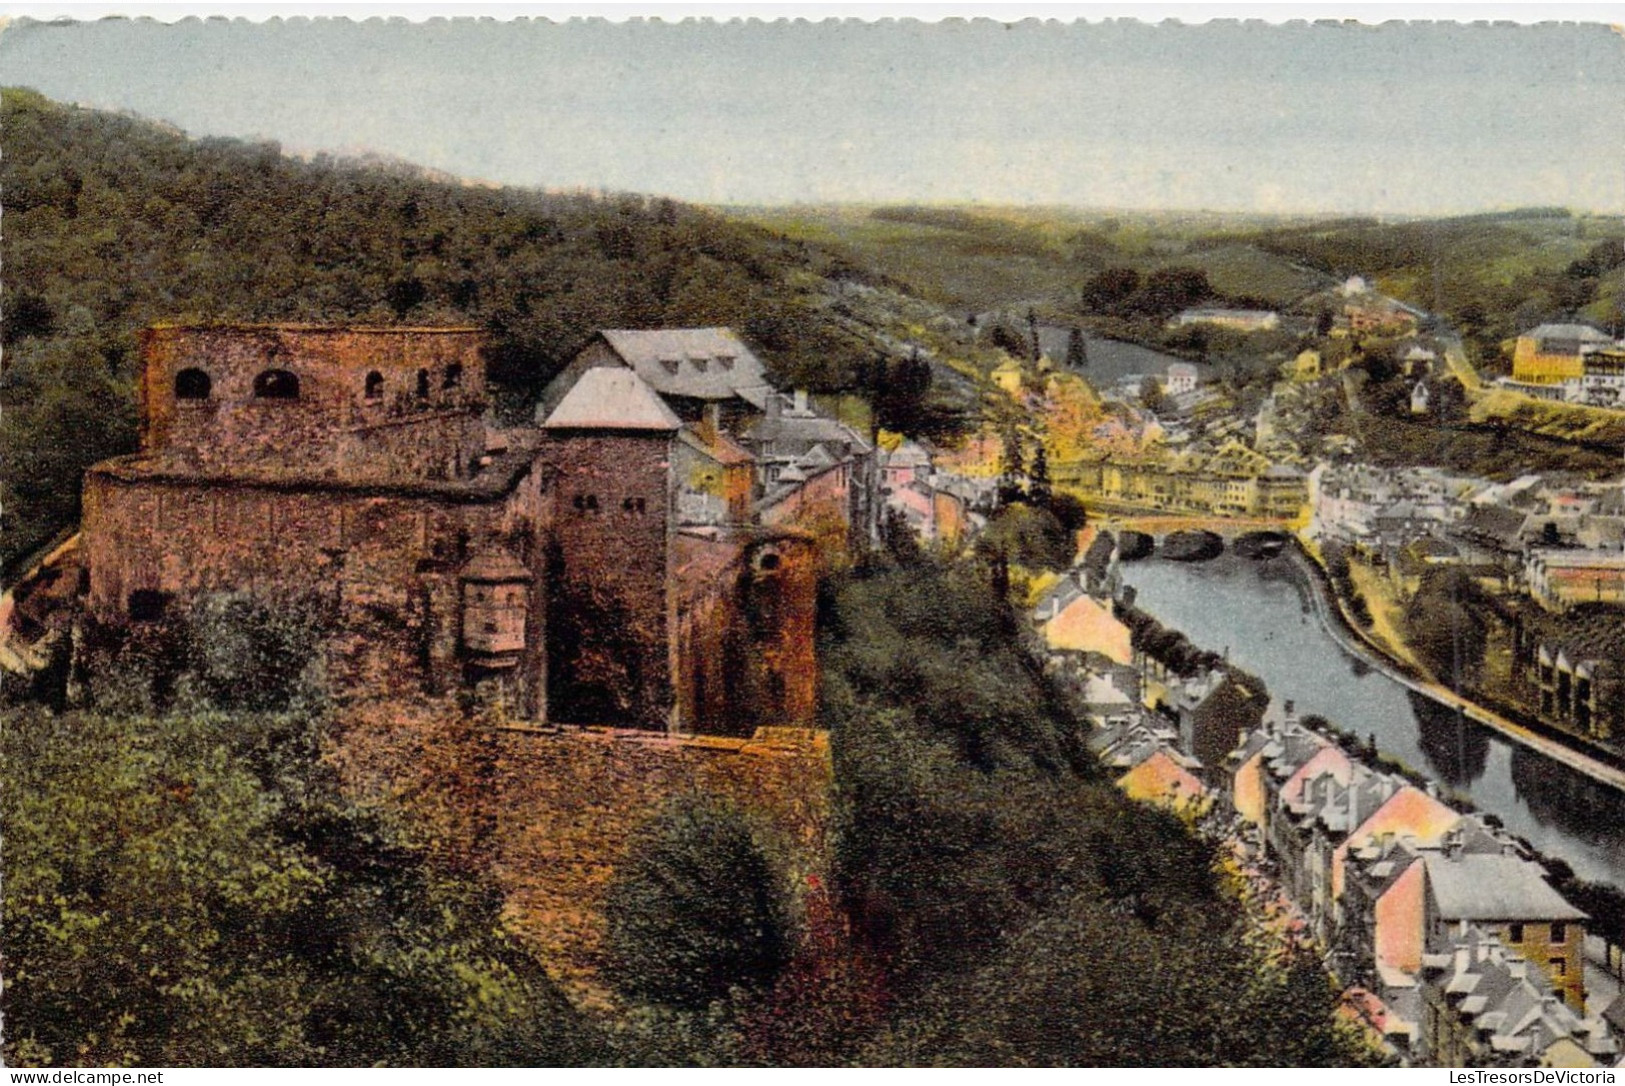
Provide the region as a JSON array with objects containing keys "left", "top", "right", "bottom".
[
  {"left": 660, "top": 357, "right": 680, "bottom": 374},
  {"left": 252, "top": 369, "right": 300, "bottom": 400},
  {"left": 690, "top": 357, "right": 709, "bottom": 373},
  {"left": 364, "top": 371, "right": 385, "bottom": 399},
  {"left": 717, "top": 354, "right": 736, "bottom": 370},
  {"left": 175, "top": 368, "right": 212, "bottom": 401}
]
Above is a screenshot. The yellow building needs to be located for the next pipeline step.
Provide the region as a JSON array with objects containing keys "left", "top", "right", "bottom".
[
  {"left": 992, "top": 358, "right": 1025, "bottom": 395},
  {"left": 1511, "top": 323, "right": 1613, "bottom": 385}
]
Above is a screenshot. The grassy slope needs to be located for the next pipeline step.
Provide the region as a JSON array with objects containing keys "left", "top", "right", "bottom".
[{"left": 730, "top": 204, "right": 1333, "bottom": 312}]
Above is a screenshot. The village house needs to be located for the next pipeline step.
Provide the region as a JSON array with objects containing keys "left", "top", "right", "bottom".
[
  {"left": 1403, "top": 344, "right": 1439, "bottom": 377},
  {"left": 1067, "top": 440, "right": 1308, "bottom": 522},
  {"left": 1422, "top": 850, "right": 1589, "bottom": 1013},
  {"left": 1419, "top": 927, "right": 1616, "bottom": 1069},
  {"left": 992, "top": 357, "right": 1025, "bottom": 396},
  {"left": 1165, "top": 361, "right": 1200, "bottom": 395},
  {"left": 875, "top": 438, "right": 983, "bottom": 548},
  {"left": 1168, "top": 667, "right": 1267, "bottom": 787},
  {"left": 1525, "top": 549, "right": 1625, "bottom": 611},
  {"left": 1510, "top": 323, "right": 1616, "bottom": 389},
  {"left": 1169, "top": 307, "right": 1280, "bottom": 333},
  {"left": 1510, "top": 607, "right": 1625, "bottom": 742},
  {"left": 537, "top": 326, "right": 774, "bottom": 430},
  {"left": 1116, "top": 746, "right": 1212, "bottom": 820},
  {"left": 745, "top": 390, "right": 880, "bottom": 550},
  {"left": 1345, "top": 298, "right": 1420, "bottom": 338}
]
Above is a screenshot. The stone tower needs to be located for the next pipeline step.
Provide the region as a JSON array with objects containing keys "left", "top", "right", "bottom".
[{"left": 540, "top": 368, "right": 682, "bottom": 728}]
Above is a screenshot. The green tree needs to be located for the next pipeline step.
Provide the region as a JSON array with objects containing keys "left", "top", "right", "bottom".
[
  {"left": 603, "top": 797, "right": 794, "bottom": 1011},
  {"left": 1065, "top": 326, "right": 1088, "bottom": 369},
  {"left": 981, "top": 502, "right": 1073, "bottom": 572},
  {"left": 1402, "top": 569, "right": 1489, "bottom": 688},
  {"left": 1135, "top": 267, "right": 1211, "bottom": 317},
  {"left": 997, "top": 430, "right": 1027, "bottom": 507},
  {"left": 1140, "top": 375, "right": 1169, "bottom": 415},
  {"left": 0, "top": 704, "right": 596, "bottom": 1066},
  {"left": 1028, "top": 444, "right": 1054, "bottom": 507},
  {"left": 1080, "top": 267, "right": 1141, "bottom": 314}
]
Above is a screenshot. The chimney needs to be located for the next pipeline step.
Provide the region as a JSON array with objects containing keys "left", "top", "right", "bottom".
[
  {"left": 767, "top": 392, "right": 782, "bottom": 420},
  {"left": 701, "top": 402, "right": 722, "bottom": 443},
  {"left": 793, "top": 388, "right": 810, "bottom": 415}
]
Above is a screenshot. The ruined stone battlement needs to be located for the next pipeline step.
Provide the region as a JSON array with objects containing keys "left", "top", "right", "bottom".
[{"left": 140, "top": 324, "right": 488, "bottom": 477}]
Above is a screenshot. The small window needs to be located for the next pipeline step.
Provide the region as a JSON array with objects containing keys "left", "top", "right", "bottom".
[
  {"left": 484, "top": 621, "right": 498, "bottom": 634},
  {"left": 175, "top": 368, "right": 212, "bottom": 400},
  {"left": 364, "top": 371, "right": 385, "bottom": 399},
  {"left": 443, "top": 363, "right": 463, "bottom": 390},
  {"left": 1508, "top": 923, "right": 1524, "bottom": 943},
  {"left": 573, "top": 494, "right": 599, "bottom": 513},
  {"left": 586, "top": 495, "right": 599, "bottom": 512},
  {"left": 1552, "top": 922, "right": 1567, "bottom": 944},
  {"left": 757, "top": 551, "right": 781, "bottom": 572},
  {"left": 621, "top": 497, "right": 646, "bottom": 514},
  {"left": 252, "top": 369, "right": 300, "bottom": 400},
  {"left": 128, "top": 589, "right": 170, "bottom": 623},
  {"left": 1551, "top": 958, "right": 1567, "bottom": 977},
  {"left": 416, "top": 369, "right": 430, "bottom": 399}
]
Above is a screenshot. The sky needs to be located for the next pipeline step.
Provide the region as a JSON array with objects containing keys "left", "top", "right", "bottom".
[{"left": 2, "top": 9, "right": 1622, "bottom": 215}]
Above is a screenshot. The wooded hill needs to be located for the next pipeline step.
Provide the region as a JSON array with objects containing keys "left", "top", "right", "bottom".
[{"left": 0, "top": 87, "right": 897, "bottom": 571}]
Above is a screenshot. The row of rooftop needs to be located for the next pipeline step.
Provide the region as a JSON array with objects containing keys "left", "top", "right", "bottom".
[{"left": 1024, "top": 542, "right": 1622, "bottom": 1067}]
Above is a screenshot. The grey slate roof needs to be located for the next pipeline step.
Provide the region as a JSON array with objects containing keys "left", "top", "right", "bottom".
[
  {"left": 598, "top": 328, "right": 769, "bottom": 403},
  {"left": 1425, "top": 854, "right": 1587, "bottom": 922},
  {"left": 745, "top": 411, "right": 873, "bottom": 456},
  {"left": 542, "top": 368, "right": 682, "bottom": 431},
  {"left": 1523, "top": 323, "right": 1613, "bottom": 345}
]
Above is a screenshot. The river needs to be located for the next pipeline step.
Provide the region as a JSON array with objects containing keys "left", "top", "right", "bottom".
[{"left": 1120, "top": 551, "right": 1625, "bottom": 889}]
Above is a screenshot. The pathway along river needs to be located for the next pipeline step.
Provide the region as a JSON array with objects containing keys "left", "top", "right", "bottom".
[{"left": 1120, "top": 550, "right": 1625, "bottom": 890}]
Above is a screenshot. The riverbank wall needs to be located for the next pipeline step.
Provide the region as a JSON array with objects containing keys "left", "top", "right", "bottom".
[{"left": 1286, "top": 535, "right": 1625, "bottom": 795}]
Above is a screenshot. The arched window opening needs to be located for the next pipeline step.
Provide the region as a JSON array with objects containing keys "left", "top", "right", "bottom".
[
  {"left": 416, "top": 369, "right": 431, "bottom": 399},
  {"left": 364, "top": 371, "right": 385, "bottom": 399},
  {"left": 443, "top": 363, "right": 463, "bottom": 390},
  {"left": 252, "top": 369, "right": 300, "bottom": 400},
  {"left": 174, "top": 368, "right": 212, "bottom": 400}
]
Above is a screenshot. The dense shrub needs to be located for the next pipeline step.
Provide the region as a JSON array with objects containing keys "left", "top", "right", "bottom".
[{"left": 603, "top": 798, "right": 794, "bottom": 1012}]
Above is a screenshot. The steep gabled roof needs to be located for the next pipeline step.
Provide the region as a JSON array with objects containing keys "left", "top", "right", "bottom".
[
  {"left": 598, "top": 327, "right": 769, "bottom": 402},
  {"left": 1425, "top": 854, "right": 1586, "bottom": 922},
  {"left": 542, "top": 368, "right": 682, "bottom": 431}
]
